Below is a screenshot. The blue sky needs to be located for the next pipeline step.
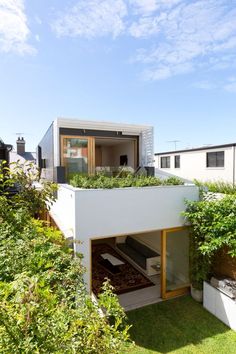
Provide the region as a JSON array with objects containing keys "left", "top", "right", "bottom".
[{"left": 0, "top": 0, "right": 236, "bottom": 153}]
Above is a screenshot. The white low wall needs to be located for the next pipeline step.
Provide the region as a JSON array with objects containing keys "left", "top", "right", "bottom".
[
  {"left": 74, "top": 185, "right": 198, "bottom": 239},
  {"left": 50, "top": 185, "right": 76, "bottom": 240},
  {"left": 204, "top": 281, "right": 236, "bottom": 331},
  {"left": 51, "top": 184, "right": 199, "bottom": 291}
]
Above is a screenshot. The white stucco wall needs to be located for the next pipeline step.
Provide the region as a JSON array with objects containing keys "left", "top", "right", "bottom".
[
  {"left": 50, "top": 185, "right": 76, "bottom": 240},
  {"left": 204, "top": 282, "right": 236, "bottom": 330},
  {"left": 155, "top": 145, "right": 236, "bottom": 184},
  {"left": 51, "top": 184, "right": 199, "bottom": 291}
]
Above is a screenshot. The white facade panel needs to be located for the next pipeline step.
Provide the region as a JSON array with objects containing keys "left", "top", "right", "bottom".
[
  {"left": 155, "top": 145, "right": 236, "bottom": 184},
  {"left": 50, "top": 184, "right": 199, "bottom": 291},
  {"left": 50, "top": 185, "right": 76, "bottom": 240},
  {"left": 204, "top": 282, "right": 236, "bottom": 331}
]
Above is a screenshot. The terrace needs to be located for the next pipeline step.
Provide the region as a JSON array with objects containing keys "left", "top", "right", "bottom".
[{"left": 50, "top": 174, "right": 199, "bottom": 308}]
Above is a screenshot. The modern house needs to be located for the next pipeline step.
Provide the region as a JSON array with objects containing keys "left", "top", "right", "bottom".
[
  {"left": 37, "top": 118, "right": 154, "bottom": 182},
  {"left": 155, "top": 143, "right": 236, "bottom": 185},
  {"left": 10, "top": 137, "right": 36, "bottom": 168},
  {"left": 38, "top": 118, "right": 199, "bottom": 310}
]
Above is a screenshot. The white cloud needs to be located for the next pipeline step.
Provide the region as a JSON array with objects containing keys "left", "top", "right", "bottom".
[
  {"left": 51, "top": 0, "right": 236, "bottom": 82},
  {"left": 129, "top": 0, "right": 158, "bottom": 15},
  {"left": 129, "top": 0, "right": 181, "bottom": 15},
  {"left": 52, "top": 0, "right": 127, "bottom": 39},
  {"left": 0, "top": 0, "right": 35, "bottom": 54},
  {"left": 132, "top": 0, "right": 236, "bottom": 80}
]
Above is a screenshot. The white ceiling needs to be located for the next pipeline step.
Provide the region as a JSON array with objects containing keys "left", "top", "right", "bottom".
[{"left": 95, "top": 138, "right": 134, "bottom": 147}]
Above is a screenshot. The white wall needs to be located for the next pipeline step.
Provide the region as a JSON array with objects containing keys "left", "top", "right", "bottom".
[
  {"left": 98, "top": 141, "right": 135, "bottom": 168},
  {"left": 111, "top": 141, "right": 135, "bottom": 168},
  {"left": 50, "top": 185, "right": 76, "bottom": 240},
  {"left": 69, "top": 185, "right": 198, "bottom": 290},
  {"left": 204, "top": 282, "right": 236, "bottom": 330},
  {"left": 51, "top": 184, "right": 199, "bottom": 291},
  {"left": 100, "top": 146, "right": 113, "bottom": 166},
  {"left": 74, "top": 186, "right": 198, "bottom": 240},
  {"left": 155, "top": 146, "right": 236, "bottom": 184}
]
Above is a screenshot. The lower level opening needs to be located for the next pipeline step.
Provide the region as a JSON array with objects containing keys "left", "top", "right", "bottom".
[{"left": 91, "top": 231, "right": 162, "bottom": 311}]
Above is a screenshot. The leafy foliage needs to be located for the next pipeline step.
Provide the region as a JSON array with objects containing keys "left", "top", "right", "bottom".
[
  {"left": 0, "top": 162, "right": 130, "bottom": 353},
  {"left": 184, "top": 194, "right": 236, "bottom": 289},
  {"left": 0, "top": 161, "right": 57, "bottom": 216},
  {"left": 70, "top": 173, "right": 184, "bottom": 189},
  {"left": 194, "top": 179, "right": 236, "bottom": 195}
]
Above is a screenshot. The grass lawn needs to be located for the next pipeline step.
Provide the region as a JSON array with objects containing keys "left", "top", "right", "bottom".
[{"left": 124, "top": 295, "right": 236, "bottom": 354}]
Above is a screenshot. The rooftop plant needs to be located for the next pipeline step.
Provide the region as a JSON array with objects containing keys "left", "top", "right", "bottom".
[
  {"left": 194, "top": 179, "right": 236, "bottom": 195},
  {"left": 70, "top": 173, "right": 184, "bottom": 189}
]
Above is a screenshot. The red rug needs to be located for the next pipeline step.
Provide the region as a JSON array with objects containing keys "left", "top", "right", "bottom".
[{"left": 92, "top": 243, "right": 154, "bottom": 295}]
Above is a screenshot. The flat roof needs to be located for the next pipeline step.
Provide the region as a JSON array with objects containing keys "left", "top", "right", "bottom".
[
  {"left": 55, "top": 117, "right": 152, "bottom": 134},
  {"left": 155, "top": 142, "right": 236, "bottom": 156}
]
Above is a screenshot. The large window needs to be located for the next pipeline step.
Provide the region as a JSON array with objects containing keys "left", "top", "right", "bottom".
[
  {"left": 206, "top": 151, "right": 224, "bottom": 168},
  {"left": 161, "top": 156, "right": 170, "bottom": 168},
  {"left": 174, "top": 155, "right": 180, "bottom": 168},
  {"left": 61, "top": 136, "right": 95, "bottom": 178}
]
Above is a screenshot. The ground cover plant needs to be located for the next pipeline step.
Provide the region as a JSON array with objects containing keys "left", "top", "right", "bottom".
[
  {"left": 125, "top": 296, "right": 236, "bottom": 354},
  {"left": 70, "top": 173, "right": 184, "bottom": 189},
  {"left": 0, "top": 162, "right": 130, "bottom": 353}
]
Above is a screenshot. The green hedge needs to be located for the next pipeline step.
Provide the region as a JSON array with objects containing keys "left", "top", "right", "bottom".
[
  {"left": 194, "top": 180, "right": 236, "bottom": 195},
  {"left": 70, "top": 174, "right": 184, "bottom": 189},
  {"left": 184, "top": 194, "right": 236, "bottom": 289}
]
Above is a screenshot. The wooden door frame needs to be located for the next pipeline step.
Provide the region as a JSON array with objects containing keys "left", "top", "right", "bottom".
[
  {"left": 161, "top": 227, "right": 190, "bottom": 299},
  {"left": 60, "top": 135, "right": 95, "bottom": 177}
]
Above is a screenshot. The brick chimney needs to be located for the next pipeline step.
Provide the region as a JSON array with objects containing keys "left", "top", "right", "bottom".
[{"left": 16, "top": 137, "right": 25, "bottom": 155}]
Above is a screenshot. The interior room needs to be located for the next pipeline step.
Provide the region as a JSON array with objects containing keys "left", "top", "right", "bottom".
[
  {"left": 91, "top": 228, "right": 190, "bottom": 310},
  {"left": 95, "top": 137, "right": 138, "bottom": 170},
  {"left": 91, "top": 231, "right": 162, "bottom": 311}
]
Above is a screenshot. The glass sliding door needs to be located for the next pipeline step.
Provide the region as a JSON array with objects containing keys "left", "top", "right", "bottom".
[
  {"left": 161, "top": 227, "right": 190, "bottom": 299},
  {"left": 61, "top": 136, "right": 95, "bottom": 179}
]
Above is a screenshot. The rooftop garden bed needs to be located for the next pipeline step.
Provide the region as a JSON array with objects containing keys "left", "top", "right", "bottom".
[
  {"left": 195, "top": 180, "right": 236, "bottom": 195},
  {"left": 69, "top": 174, "right": 184, "bottom": 189}
]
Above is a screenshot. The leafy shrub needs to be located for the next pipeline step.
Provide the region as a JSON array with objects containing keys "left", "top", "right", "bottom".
[
  {"left": 0, "top": 163, "right": 130, "bottom": 353},
  {"left": 194, "top": 179, "right": 236, "bottom": 195},
  {"left": 0, "top": 161, "right": 57, "bottom": 216},
  {"left": 70, "top": 173, "right": 184, "bottom": 189},
  {"left": 184, "top": 195, "right": 236, "bottom": 289}
]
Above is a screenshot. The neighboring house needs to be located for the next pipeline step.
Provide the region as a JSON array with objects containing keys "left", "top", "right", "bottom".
[
  {"left": 38, "top": 118, "right": 199, "bottom": 309},
  {"left": 155, "top": 143, "right": 236, "bottom": 185},
  {"left": 10, "top": 137, "right": 36, "bottom": 168},
  {"left": 0, "top": 138, "right": 13, "bottom": 165},
  {"left": 37, "top": 118, "right": 155, "bottom": 182}
]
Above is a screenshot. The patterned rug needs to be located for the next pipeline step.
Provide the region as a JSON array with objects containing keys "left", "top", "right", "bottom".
[{"left": 92, "top": 243, "right": 155, "bottom": 295}]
